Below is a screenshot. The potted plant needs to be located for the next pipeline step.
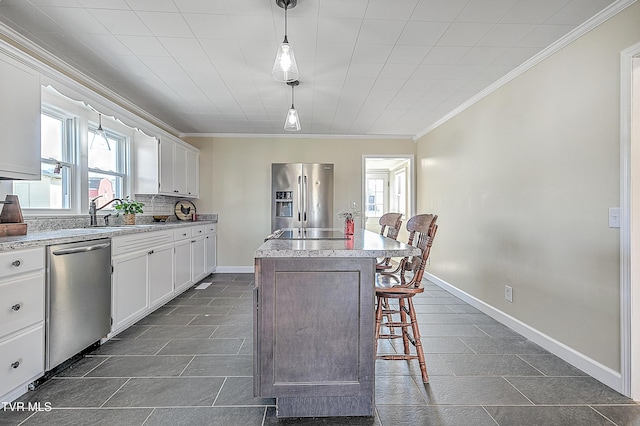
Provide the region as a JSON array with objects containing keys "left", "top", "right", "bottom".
[{"left": 114, "top": 196, "right": 144, "bottom": 225}]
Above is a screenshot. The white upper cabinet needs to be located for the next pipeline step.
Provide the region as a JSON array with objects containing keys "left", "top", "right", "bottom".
[
  {"left": 0, "top": 51, "right": 41, "bottom": 180},
  {"left": 134, "top": 133, "right": 199, "bottom": 198}
]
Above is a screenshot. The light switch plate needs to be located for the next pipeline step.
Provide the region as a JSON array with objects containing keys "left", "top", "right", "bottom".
[{"left": 609, "top": 207, "right": 620, "bottom": 228}]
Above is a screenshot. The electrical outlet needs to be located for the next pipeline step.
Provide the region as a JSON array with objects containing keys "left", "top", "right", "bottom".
[{"left": 505, "top": 285, "right": 513, "bottom": 303}]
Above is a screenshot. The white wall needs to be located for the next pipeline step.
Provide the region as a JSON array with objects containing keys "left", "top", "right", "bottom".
[
  {"left": 186, "top": 136, "right": 416, "bottom": 269},
  {"left": 416, "top": 2, "right": 640, "bottom": 377}
]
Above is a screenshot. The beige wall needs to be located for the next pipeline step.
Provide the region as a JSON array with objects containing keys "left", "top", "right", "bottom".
[
  {"left": 416, "top": 3, "right": 640, "bottom": 372},
  {"left": 185, "top": 136, "right": 416, "bottom": 268}
]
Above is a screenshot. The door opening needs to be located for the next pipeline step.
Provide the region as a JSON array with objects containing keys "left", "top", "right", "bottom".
[{"left": 362, "top": 156, "right": 414, "bottom": 238}]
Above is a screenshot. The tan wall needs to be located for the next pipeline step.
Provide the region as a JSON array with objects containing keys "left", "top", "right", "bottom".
[
  {"left": 185, "top": 136, "right": 416, "bottom": 267},
  {"left": 416, "top": 3, "right": 640, "bottom": 372}
]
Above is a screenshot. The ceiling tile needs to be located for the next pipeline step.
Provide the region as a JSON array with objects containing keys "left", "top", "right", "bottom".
[
  {"left": 351, "top": 43, "right": 394, "bottom": 64},
  {"left": 477, "top": 23, "right": 537, "bottom": 47},
  {"left": 422, "top": 46, "right": 469, "bottom": 64},
  {"left": 547, "top": 0, "right": 615, "bottom": 25},
  {"left": 410, "top": 0, "right": 468, "bottom": 22},
  {"left": 136, "top": 11, "right": 193, "bottom": 37},
  {"left": 398, "top": 21, "right": 450, "bottom": 45},
  {"left": 387, "top": 45, "right": 432, "bottom": 64},
  {"left": 158, "top": 37, "right": 206, "bottom": 58},
  {"left": 317, "top": 18, "right": 362, "bottom": 44},
  {"left": 183, "top": 13, "right": 233, "bottom": 39},
  {"left": 500, "top": 0, "right": 571, "bottom": 24},
  {"left": 455, "top": 0, "right": 519, "bottom": 23},
  {"left": 457, "top": 46, "right": 507, "bottom": 66},
  {"left": 118, "top": 35, "right": 168, "bottom": 56},
  {"left": 318, "top": 0, "right": 369, "bottom": 18},
  {"left": 87, "top": 9, "right": 151, "bottom": 36},
  {"left": 436, "top": 22, "right": 494, "bottom": 46},
  {"left": 125, "top": 0, "right": 177, "bottom": 12},
  {"left": 357, "top": 19, "right": 406, "bottom": 44},
  {"left": 365, "top": 0, "right": 419, "bottom": 20},
  {"left": 173, "top": 0, "right": 225, "bottom": 14},
  {"left": 517, "top": 25, "right": 575, "bottom": 48}
]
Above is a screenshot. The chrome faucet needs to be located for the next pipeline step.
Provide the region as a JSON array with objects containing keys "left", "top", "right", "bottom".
[{"left": 89, "top": 195, "right": 122, "bottom": 226}]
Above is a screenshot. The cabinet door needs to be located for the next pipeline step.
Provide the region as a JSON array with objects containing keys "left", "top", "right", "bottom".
[
  {"left": 191, "top": 237, "right": 206, "bottom": 283},
  {"left": 0, "top": 52, "right": 41, "bottom": 180},
  {"left": 205, "top": 234, "right": 216, "bottom": 274},
  {"left": 174, "top": 239, "right": 192, "bottom": 294},
  {"left": 148, "top": 244, "right": 174, "bottom": 308},
  {"left": 112, "top": 251, "right": 148, "bottom": 331},
  {"left": 158, "top": 139, "right": 175, "bottom": 195},
  {"left": 174, "top": 144, "right": 188, "bottom": 195},
  {"left": 186, "top": 150, "right": 199, "bottom": 198}
]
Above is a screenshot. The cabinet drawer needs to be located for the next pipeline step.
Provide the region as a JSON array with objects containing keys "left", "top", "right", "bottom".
[
  {"left": 204, "top": 223, "right": 217, "bottom": 234},
  {"left": 174, "top": 228, "right": 191, "bottom": 241},
  {"left": 0, "top": 325, "right": 44, "bottom": 397},
  {"left": 191, "top": 225, "right": 207, "bottom": 237},
  {"left": 0, "top": 247, "right": 45, "bottom": 280},
  {"left": 112, "top": 230, "right": 173, "bottom": 256},
  {"left": 0, "top": 274, "right": 44, "bottom": 338}
]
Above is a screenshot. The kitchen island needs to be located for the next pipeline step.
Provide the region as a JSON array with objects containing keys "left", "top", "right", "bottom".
[{"left": 253, "top": 228, "right": 419, "bottom": 418}]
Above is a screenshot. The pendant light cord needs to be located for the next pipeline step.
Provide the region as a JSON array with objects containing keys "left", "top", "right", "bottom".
[{"left": 283, "top": 1, "right": 289, "bottom": 43}]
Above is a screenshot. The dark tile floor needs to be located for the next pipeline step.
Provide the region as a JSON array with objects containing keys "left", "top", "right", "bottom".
[{"left": 2, "top": 273, "right": 639, "bottom": 425}]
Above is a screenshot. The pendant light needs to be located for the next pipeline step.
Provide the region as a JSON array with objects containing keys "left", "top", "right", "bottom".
[
  {"left": 90, "top": 113, "right": 111, "bottom": 151},
  {"left": 272, "top": 0, "right": 299, "bottom": 82},
  {"left": 284, "top": 80, "right": 301, "bottom": 131}
]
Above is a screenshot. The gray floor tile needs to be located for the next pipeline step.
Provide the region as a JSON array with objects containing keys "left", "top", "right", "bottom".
[
  {"left": 136, "top": 314, "right": 197, "bottom": 326},
  {"left": 20, "top": 408, "right": 152, "bottom": 426},
  {"left": 55, "top": 355, "right": 108, "bottom": 377},
  {"left": 239, "top": 339, "right": 253, "bottom": 355},
  {"left": 417, "top": 313, "right": 499, "bottom": 324},
  {"left": 506, "top": 377, "right": 635, "bottom": 405},
  {"left": 93, "top": 339, "right": 170, "bottom": 355},
  {"left": 447, "top": 304, "right": 483, "bottom": 314},
  {"left": 190, "top": 314, "right": 253, "bottom": 326},
  {"left": 182, "top": 355, "right": 252, "bottom": 377},
  {"left": 164, "top": 297, "right": 214, "bottom": 306},
  {"left": 137, "top": 325, "right": 217, "bottom": 339},
  {"left": 412, "top": 304, "right": 454, "bottom": 314},
  {"left": 374, "top": 376, "right": 428, "bottom": 405},
  {"left": 593, "top": 404, "right": 640, "bottom": 426},
  {"left": 145, "top": 407, "right": 267, "bottom": 426},
  {"left": 421, "top": 337, "right": 475, "bottom": 354},
  {"left": 214, "top": 377, "right": 275, "bottom": 406},
  {"left": 475, "top": 323, "right": 524, "bottom": 338},
  {"left": 0, "top": 409, "right": 35, "bottom": 425},
  {"left": 375, "top": 357, "right": 454, "bottom": 377},
  {"left": 113, "top": 325, "right": 151, "bottom": 339},
  {"left": 157, "top": 338, "right": 244, "bottom": 355},
  {"left": 518, "top": 354, "right": 588, "bottom": 376},
  {"left": 169, "top": 305, "right": 233, "bottom": 315},
  {"left": 419, "top": 324, "right": 488, "bottom": 337},
  {"left": 418, "top": 376, "right": 533, "bottom": 405},
  {"left": 19, "top": 378, "right": 128, "bottom": 408},
  {"left": 264, "top": 407, "right": 380, "bottom": 425},
  {"left": 460, "top": 336, "right": 549, "bottom": 355},
  {"left": 439, "top": 353, "right": 542, "bottom": 376},
  {"left": 87, "top": 355, "right": 193, "bottom": 377},
  {"left": 103, "top": 377, "right": 225, "bottom": 407},
  {"left": 377, "top": 405, "right": 497, "bottom": 426},
  {"left": 485, "top": 406, "right": 616, "bottom": 426},
  {"left": 211, "top": 325, "right": 253, "bottom": 339}
]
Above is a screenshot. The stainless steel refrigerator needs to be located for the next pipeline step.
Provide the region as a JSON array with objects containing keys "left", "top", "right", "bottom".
[{"left": 271, "top": 163, "right": 334, "bottom": 232}]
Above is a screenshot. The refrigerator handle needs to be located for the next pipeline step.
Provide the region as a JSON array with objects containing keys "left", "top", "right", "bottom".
[
  {"left": 303, "top": 175, "right": 308, "bottom": 222},
  {"left": 297, "top": 175, "right": 302, "bottom": 222}
]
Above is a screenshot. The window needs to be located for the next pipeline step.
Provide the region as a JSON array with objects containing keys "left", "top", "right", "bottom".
[
  {"left": 365, "top": 176, "right": 385, "bottom": 218},
  {"left": 13, "top": 109, "right": 75, "bottom": 209},
  {"left": 88, "top": 126, "right": 126, "bottom": 209}
]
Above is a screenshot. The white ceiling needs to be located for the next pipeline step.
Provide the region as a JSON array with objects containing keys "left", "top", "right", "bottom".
[{"left": 0, "top": 0, "right": 616, "bottom": 137}]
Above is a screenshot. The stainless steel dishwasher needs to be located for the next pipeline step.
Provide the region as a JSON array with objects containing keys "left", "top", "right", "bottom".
[{"left": 46, "top": 238, "right": 111, "bottom": 371}]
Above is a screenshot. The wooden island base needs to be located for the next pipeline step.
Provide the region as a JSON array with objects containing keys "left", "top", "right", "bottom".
[
  {"left": 254, "top": 257, "right": 375, "bottom": 418},
  {"left": 253, "top": 229, "right": 419, "bottom": 418}
]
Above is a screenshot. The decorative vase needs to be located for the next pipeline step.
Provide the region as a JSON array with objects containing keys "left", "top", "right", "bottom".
[
  {"left": 344, "top": 218, "right": 354, "bottom": 235},
  {"left": 123, "top": 213, "right": 136, "bottom": 225}
]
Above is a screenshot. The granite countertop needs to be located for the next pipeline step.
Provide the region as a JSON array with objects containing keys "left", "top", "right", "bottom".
[
  {"left": 255, "top": 228, "right": 420, "bottom": 258},
  {"left": 0, "top": 220, "right": 216, "bottom": 252}
]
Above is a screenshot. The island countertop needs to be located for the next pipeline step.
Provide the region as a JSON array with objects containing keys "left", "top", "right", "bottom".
[{"left": 255, "top": 228, "right": 420, "bottom": 258}]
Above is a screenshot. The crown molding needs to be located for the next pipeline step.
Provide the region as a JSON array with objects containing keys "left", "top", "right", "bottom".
[
  {"left": 414, "top": 0, "right": 638, "bottom": 140},
  {"left": 181, "top": 132, "right": 414, "bottom": 140}
]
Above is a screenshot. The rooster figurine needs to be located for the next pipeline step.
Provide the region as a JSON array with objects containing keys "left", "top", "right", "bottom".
[{"left": 180, "top": 203, "right": 191, "bottom": 216}]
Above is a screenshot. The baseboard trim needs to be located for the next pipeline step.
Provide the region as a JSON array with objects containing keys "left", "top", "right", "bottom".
[
  {"left": 424, "top": 272, "right": 623, "bottom": 392},
  {"left": 215, "top": 266, "right": 255, "bottom": 274}
]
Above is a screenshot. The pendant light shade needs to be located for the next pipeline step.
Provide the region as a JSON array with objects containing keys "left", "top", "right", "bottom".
[
  {"left": 284, "top": 80, "right": 301, "bottom": 132},
  {"left": 272, "top": 0, "right": 299, "bottom": 82},
  {"left": 90, "top": 113, "right": 111, "bottom": 151}
]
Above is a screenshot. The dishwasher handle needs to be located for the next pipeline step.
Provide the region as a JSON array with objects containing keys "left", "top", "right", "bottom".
[{"left": 51, "top": 242, "right": 110, "bottom": 256}]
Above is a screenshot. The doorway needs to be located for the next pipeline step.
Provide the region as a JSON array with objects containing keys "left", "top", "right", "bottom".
[{"left": 362, "top": 156, "right": 414, "bottom": 237}]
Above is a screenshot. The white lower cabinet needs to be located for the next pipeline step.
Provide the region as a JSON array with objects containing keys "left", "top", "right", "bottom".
[
  {"left": 111, "top": 230, "right": 174, "bottom": 335},
  {"left": 191, "top": 236, "right": 207, "bottom": 283},
  {"left": 148, "top": 243, "right": 174, "bottom": 309},
  {"left": 0, "top": 247, "right": 45, "bottom": 402},
  {"left": 205, "top": 224, "right": 217, "bottom": 274},
  {"left": 174, "top": 236, "right": 192, "bottom": 295}
]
